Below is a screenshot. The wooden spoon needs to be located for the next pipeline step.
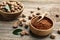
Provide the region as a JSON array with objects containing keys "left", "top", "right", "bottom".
[{"left": 37, "top": 12, "right": 47, "bottom": 22}]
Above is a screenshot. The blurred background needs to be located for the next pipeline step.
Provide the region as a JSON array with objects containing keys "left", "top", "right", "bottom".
[{"left": 0, "top": 0, "right": 60, "bottom": 3}]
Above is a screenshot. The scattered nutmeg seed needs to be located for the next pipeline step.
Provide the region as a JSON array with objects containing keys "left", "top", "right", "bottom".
[
  {"left": 20, "top": 30, "right": 26, "bottom": 36},
  {"left": 24, "top": 24, "right": 28, "bottom": 29},
  {"left": 13, "top": 21, "right": 20, "bottom": 28},
  {"left": 57, "top": 29, "right": 60, "bottom": 34},
  {"left": 13, "top": 18, "right": 23, "bottom": 28},
  {"left": 32, "top": 14, "right": 35, "bottom": 17},
  {"left": 25, "top": 31, "right": 29, "bottom": 35},
  {"left": 18, "top": 18, "right": 24, "bottom": 22},
  {"left": 36, "top": 13, "right": 40, "bottom": 15},
  {"left": 37, "top": 7, "right": 40, "bottom": 10},
  {"left": 22, "top": 19, "right": 26, "bottom": 22},
  {"left": 30, "top": 11, "right": 34, "bottom": 13},
  {"left": 21, "top": 14, "right": 26, "bottom": 18},
  {"left": 19, "top": 23, "right": 23, "bottom": 27},
  {"left": 19, "top": 18, "right": 26, "bottom": 22},
  {"left": 50, "top": 34, "right": 56, "bottom": 39},
  {"left": 55, "top": 14, "right": 59, "bottom": 18},
  {"left": 19, "top": 21, "right": 23, "bottom": 27},
  {"left": 28, "top": 16, "right": 32, "bottom": 20},
  {"left": 20, "top": 30, "right": 29, "bottom": 36}
]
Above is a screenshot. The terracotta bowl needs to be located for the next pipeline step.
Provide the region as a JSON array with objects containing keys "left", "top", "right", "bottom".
[
  {"left": 30, "top": 16, "right": 53, "bottom": 36},
  {"left": 0, "top": 1, "right": 24, "bottom": 20}
]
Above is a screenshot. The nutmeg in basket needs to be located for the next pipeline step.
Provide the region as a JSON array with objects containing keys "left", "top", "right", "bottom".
[
  {"left": 18, "top": 7, "right": 21, "bottom": 10},
  {"left": 14, "top": 7, "right": 18, "bottom": 10},
  {"left": 3, "top": 1, "right": 6, "bottom": 5},
  {"left": 11, "top": 8, "right": 15, "bottom": 12},
  {"left": 0, "top": 6, "right": 4, "bottom": 9},
  {"left": 7, "top": 1, "right": 11, "bottom": 4},
  {"left": 0, "top": 1, "right": 23, "bottom": 13},
  {"left": 0, "top": 3, "right": 4, "bottom": 6},
  {"left": 17, "top": 2, "right": 21, "bottom": 5},
  {"left": 11, "top": 5, "right": 14, "bottom": 8}
]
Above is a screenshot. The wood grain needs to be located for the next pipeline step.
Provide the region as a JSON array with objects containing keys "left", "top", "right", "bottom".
[{"left": 0, "top": 0, "right": 60, "bottom": 40}]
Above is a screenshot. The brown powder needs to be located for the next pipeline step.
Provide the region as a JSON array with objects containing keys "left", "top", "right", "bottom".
[{"left": 31, "top": 17, "right": 53, "bottom": 30}]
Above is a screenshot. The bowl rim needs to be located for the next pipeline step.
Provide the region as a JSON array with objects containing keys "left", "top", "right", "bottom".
[
  {"left": 30, "top": 16, "right": 54, "bottom": 31},
  {"left": 0, "top": 1, "right": 24, "bottom": 14}
]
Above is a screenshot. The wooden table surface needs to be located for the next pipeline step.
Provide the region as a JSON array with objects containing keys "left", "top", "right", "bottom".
[{"left": 0, "top": 0, "right": 60, "bottom": 40}]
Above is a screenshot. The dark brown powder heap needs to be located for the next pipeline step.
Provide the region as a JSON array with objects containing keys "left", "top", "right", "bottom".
[{"left": 31, "top": 17, "right": 53, "bottom": 30}]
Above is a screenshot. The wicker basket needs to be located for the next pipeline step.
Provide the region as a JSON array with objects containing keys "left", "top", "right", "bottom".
[{"left": 0, "top": 1, "right": 24, "bottom": 20}]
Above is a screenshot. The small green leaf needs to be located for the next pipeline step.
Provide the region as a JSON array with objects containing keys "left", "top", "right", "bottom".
[
  {"left": 4, "top": 4, "right": 10, "bottom": 12},
  {"left": 13, "top": 29, "right": 22, "bottom": 35}
]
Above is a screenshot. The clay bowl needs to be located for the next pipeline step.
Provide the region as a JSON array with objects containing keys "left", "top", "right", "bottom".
[
  {"left": 30, "top": 16, "right": 53, "bottom": 36},
  {"left": 0, "top": 1, "right": 24, "bottom": 20}
]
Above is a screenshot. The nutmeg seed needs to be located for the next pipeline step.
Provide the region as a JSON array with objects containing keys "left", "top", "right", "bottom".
[{"left": 50, "top": 34, "right": 56, "bottom": 39}]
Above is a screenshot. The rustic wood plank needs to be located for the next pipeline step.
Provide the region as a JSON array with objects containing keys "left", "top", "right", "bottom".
[{"left": 0, "top": 0, "right": 60, "bottom": 40}]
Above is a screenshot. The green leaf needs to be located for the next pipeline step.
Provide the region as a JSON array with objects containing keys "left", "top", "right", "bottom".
[{"left": 13, "top": 29, "right": 22, "bottom": 35}]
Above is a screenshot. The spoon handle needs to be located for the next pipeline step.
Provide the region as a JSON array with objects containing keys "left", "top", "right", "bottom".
[{"left": 37, "top": 13, "right": 47, "bottom": 22}]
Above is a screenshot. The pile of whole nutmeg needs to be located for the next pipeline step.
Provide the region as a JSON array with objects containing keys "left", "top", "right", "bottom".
[{"left": 0, "top": 1, "right": 23, "bottom": 13}]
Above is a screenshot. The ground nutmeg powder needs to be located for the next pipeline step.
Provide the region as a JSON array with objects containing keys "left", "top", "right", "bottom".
[{"left": 31, "top": 17, "right": 53, "bottom": 30}]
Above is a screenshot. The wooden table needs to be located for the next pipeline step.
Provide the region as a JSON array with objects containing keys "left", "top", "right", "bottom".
[{"left": 0, "top": 0, "right": 60, "bottom": 40}]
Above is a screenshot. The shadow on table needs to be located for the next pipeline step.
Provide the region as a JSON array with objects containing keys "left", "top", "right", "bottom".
[
  {"left": 29, "top": 30, "right": 49, "bottom": 39},
  {"left": 0, "top": 14, "right": 17, "bottom": 21}
]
